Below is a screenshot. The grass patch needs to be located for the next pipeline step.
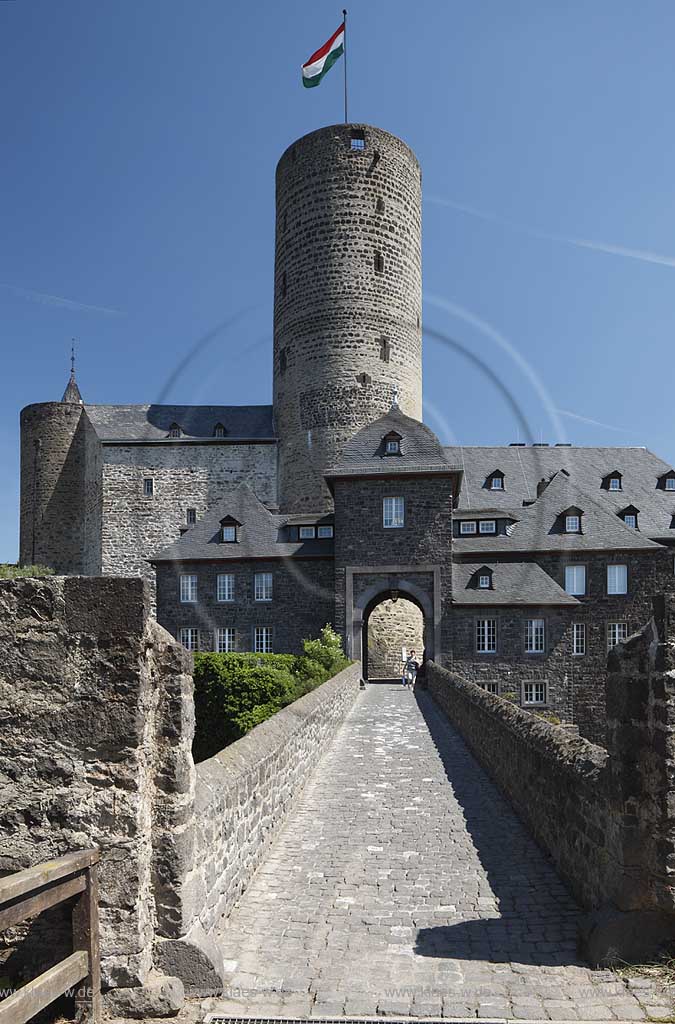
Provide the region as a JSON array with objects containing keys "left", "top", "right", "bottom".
[{"left": 0, "top": 564, "right": 54, "bottom": 579}]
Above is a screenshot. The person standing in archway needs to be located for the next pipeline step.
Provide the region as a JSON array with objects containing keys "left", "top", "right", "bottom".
[{"left": 403, "top": 649, "right": 419, "bottom": 689}]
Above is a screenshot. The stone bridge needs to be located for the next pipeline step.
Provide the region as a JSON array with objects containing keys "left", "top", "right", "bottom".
[{"left": 2, "top": 577, "right": 675, "bottom": 1021}]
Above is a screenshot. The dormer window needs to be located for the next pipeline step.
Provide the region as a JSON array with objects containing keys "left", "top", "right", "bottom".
[
  {"left": 562, "top": 508, "right": 584, "bottom": 533},
  {"left": 619, "top": 506, "right": 640, "bottom": 529},
  {"left": 459, "top": 521, "right": 477, "bottom": 535},
  {"left": 383, "top": 430, "right": 402, "bottom": 456},
  {"left": 479, "top": 520, "right": 496, "bottom": 534},
  {"left": 220, "top": 516, "right": 240, "bottom": 543},
  {"left": 213, "top": 423, "right": 226, "bottom": 438},
  {"left": 478, "top": 573, "right": 492, "bottom": 589},
  {"left": 602, "top": 472, "right": 623, "bottom": 491},
  {"left": 657, "top": 471, "right": 675, "bottom": 491},
  {"left": 168, "top": 423, "right": 182, "bottom": 439},
  {"left": 486, "top": 471, "right": 505, "bottom": 491}
]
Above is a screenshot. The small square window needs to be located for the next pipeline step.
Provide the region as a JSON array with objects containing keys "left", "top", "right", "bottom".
[
  {"left": 478, "top": 575, "right": 491, "bottom": 589},
  {"left": 490, "top": 477, "right": 504, "bottom": 490},
  {"left": 623, "top": 514, "right": 637, "bottom": 529},
  {"left": 385, "top": 440, "right": 400, "bottom": 455},
  {"left": 299, "top": 526, "right": 316, "bottom": 539},
  {"left": 222, "top": 525, "right": 237, "bottom": 543},
  {"left": 666, "top": 478, "right": 675, "bottom": 491},
  {"left": 186, "top": 508, "right": 197, "bottom": 526},
  {"left": 143, "top": 477, "right": 154, "bottom": 497},
  {"left": 254, "top": 572, "right": 273, "bottom": 601},
  {"left": 609, "top": 477, "right": 622, "bottom": 491},
  {"left": 479, "top": 520, "right": 496, "bottom": 534},
  {"left": 523, "top": 681, "right": 547, "bottom": 705},
  {"left": 573, "top": 622, "right": 586, "bottom": 656},
  {"left": 383, "top": 496, "right": 404, "bottom": 529},
  {"left": 317, "top": 525, "right": 334, "bottom": 539},
  {"left": 459, "top": 521, "right": 477, "bottom": 535},
  {"left": 179, "top": 574, "right": 198, "bottom": 603},
  {"left": 565, "top": 515, "right": 581, "bottom": 533},
  {"left": 350, "top": 129, "right": 365, "bottom": 150}
]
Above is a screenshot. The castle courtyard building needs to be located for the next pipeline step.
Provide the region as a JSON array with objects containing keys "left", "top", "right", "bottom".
[{"left": 19, "top": 123, "right": 675, "bottom": 743}]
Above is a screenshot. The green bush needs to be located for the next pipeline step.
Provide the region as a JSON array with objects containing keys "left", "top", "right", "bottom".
[
  {"left": 0, "top": 564, "right": 54, "bottom": 579},
  {"left": 192, "top": 624, "right": 350, "bottom": 762}
]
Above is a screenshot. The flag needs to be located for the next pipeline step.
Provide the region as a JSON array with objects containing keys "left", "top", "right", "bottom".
[{"left": 302, "top": 22, "right": 345, "bottom": 88}]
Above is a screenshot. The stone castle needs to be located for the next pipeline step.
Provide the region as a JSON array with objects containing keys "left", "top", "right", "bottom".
[{"left": 19, "top": 122, "right": 675, "bottom": 742}]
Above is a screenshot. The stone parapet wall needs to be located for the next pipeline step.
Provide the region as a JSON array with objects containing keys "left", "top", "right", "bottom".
[
  {"left": 156, "top": 662, "right": 361, "bottom": 991},
  {"left": 427, "top": 661, "right": 613, "bottom": 910}
]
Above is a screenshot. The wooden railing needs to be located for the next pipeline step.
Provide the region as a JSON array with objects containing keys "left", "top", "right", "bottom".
[{"left": 0, "top": 850, "right": 100, "bottom": 1024}]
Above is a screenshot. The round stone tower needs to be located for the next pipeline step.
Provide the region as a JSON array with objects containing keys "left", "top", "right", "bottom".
[{"left": 273, "top": 123, "right": 423, "bottom": 512}]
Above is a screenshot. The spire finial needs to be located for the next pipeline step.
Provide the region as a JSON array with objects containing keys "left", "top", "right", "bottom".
[
  {"left": 61, "top": 339, "right": 83, "bottom": 404},
  {"left": 70, "top": 339, "right": 76, "bottom": 377},
  {"left": 391, "top": 384, "right": 399, "bottom": 408}
]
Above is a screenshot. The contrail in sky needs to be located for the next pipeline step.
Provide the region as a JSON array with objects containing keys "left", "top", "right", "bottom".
[
  {"left": 556, "top": 408, "right": 632, "bottom": 434},
  {"left": 0, "top": 282, "right": 124, "bottom": 315},
  {"left": 426, "top": 196, "right": 675, "bottom": 269}
]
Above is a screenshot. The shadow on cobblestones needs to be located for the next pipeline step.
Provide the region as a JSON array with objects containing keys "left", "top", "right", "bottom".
[{"left": 413, "top": 688, "right": 583, "bottom": 967}]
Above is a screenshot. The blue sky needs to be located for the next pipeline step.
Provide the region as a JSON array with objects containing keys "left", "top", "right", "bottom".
[{"left": 2, "top": 0, "right": 675, "bottom": 561}]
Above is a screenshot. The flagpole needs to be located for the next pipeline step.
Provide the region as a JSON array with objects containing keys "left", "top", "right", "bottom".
[{"left": 342, "top": 9, "right": 348, "bottom": 124}]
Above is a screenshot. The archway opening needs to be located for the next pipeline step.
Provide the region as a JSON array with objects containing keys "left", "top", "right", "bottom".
[{"left": 364, "top": 593, "right": 426, "bottom": 681}]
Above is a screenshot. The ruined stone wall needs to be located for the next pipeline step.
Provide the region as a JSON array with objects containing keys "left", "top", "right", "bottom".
[
  {"left": 156, "top": 662, "right": 361, "bottom": 992},
  {"left": 101, "top": 442, "right": 278, "bottom": 594},
  {"left": 367, "top": 598, "right": 425, "bottom": 678},
  {"left": 0, "top": 576, "right": 194, "bottom": 990},
  {"left": 274, "top": 124, "right": 423, "bottom": 512}
]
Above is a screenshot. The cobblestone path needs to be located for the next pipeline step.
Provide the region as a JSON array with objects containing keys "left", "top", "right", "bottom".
[{"left": 210, "top": 683, "right": 670, "bottom": 1020}]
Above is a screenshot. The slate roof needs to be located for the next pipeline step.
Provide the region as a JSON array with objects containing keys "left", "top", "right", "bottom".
[
  {"left": 85, "top": 404, "right": 275, "bottom": 441},
  {"left": 151, "top": 483, "right": 332, "bottom": 563},
  {"left": 452, "top": 561, "right": 579, "bottom": 606},
  {"left": 453, "top": 470, "right": 661, "bottom": 554},
  {"left": 448, "top": 444, "right": 675, "bottom": 541},
  {"left": 326, "top": 407, "right": 461, "bottom": 480}
]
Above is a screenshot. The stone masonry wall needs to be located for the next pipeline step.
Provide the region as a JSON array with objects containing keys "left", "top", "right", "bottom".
[
  {"left": 101, "top": 442, "right": 278, "bottom": 597},
  {"left": 155, "top": 662, "right": 361, "bottom": 992},
  {"left": 368, "top": 597, "right": 425, "bottom": 678},
  {"left": 0, "top": 576, "right": 194, "bottom": 990}
]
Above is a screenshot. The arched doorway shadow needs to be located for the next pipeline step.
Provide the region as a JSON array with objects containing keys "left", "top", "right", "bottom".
[{"left": 354, "top": 579, "right": 435, "bottom": 681}]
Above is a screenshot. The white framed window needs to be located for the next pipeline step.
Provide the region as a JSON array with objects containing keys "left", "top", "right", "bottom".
[
  {"left": 254, "top": 572, "right": 273, "bottom": 602},
  {"left": 216, "top": 573, "right": 234, "bottom": 602},
  {"left": 564, "top": 564, "right": 586, "bottom": 596},
  {"left": 526, "top": 618, "right": 545, "bottom": 654},
  {"left": 523, "top": 681, "right": 547, "bottom": 705},
  {"left": 476, "top": 618, "right": 497, "bottom": 653},
  {"left": 666, "top": 478, "right": 675, "bottom": 491},
  {"left": 565, "top": 515, "right": 581, "bottom": 533},
  {"left": 215, "top": 627, "right": 235, "bottom": 653},
  {"left": 490, "top": 476, "right": 504, "bottom": 490},
  {"left": 623, "top": 514, "right": 637, "bottom": 529},
  {"left": 480, "top": 681, "right": 499, "bottom": 695},
  {"left": 609, "top": 477, "right": 621, "bottom": 491},
  {"left": 186, "top": 508, "right": 197, "bottom": 525},
  {"left": 459, "top": 521, "right": 477, "bottom": 535},
  {"left": 143, "top": 477, "right": 154, "bottom": 497},
  {"left": 179, "top": 574, "right": 197, "bottom": 603},
  {"left": 222, "top": 525, "right": 236, "bottom": 542},
  {"left": 573, "top": 622, "right": 586, "bottom": 656},
  {"left": 479, "top": 520, "right": 497, "bottom": 534},
  {"left": 254, "top": 626, "right": 273, "bottom": 653},
  {"left": 385, "top": 439, "right": 400, "bottom": 454},
  {"left": 179, "top": 627, "right": 199, "bottom": 652},
  {"left": 383, "top": 496, "right": 404, "bottom": 528},
  {"left": 299, "top": 526, "right": 316, "bottom": 539},
  {"left": 607, "top": 564, "right": 628, "bottom": 595},
  {"left": 317, "top": 525, "right": 334, "bottom": 539},
  {"left": 478, "top": 574, "right": 491, "bottom": 589},
  {"left": 607, "top": 621, "right": 628, "bottom": 650}
]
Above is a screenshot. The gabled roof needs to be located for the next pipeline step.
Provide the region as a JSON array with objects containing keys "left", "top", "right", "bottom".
[
  {"left": 446, "top": 445, "right": 675, "bottom": 541},
  {"left": 452, "top": 560, "right": 579, "bottom": 606},
  {"left": 85, "top": 404, "right": 275, "bottom": 442},
  {"left": 150, "top": 483, "right": 332, "bottom": 563},
  {"left": 326, "top": 407, "right": 461, "bottom": 480},
  {"left": 453, "top": 471, "right": 660, "bottom": 553}
]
